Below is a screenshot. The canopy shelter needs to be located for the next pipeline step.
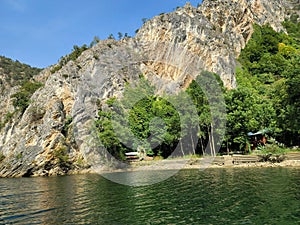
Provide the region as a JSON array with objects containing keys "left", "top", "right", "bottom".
[
  {"left": 247, "top": 128, "right": 270, "bottom": 137},
  {"left": 247, "top": 129, "right": 270, "bottom": 150}
]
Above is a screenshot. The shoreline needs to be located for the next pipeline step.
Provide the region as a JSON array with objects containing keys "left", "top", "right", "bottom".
[
  {"left": 70, "top": 157, "right": 300, "bottom": 176},
  {"left": 131, "top": 158, "right": 300, "bottom": 170}
]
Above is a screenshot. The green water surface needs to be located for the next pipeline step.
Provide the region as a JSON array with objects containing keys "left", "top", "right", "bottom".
[{"left": 0, "top": 168, "right": 299, "bottom": 224}]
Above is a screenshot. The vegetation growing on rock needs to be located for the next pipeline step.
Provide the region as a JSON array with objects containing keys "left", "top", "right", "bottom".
[{"left": 0, "top": 56, "right": 42, "bottom": 86}]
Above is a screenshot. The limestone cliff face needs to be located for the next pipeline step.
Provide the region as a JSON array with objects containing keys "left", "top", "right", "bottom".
[
  {"left": 201, "top": 0, "right": 286, "bottom": 55},
  {"left": 136, "top": 3, "right": 237, "bottom": 90},
  {"left": 136, "top": 0, "right": 289, "bottom": 89},
  {"left": 0, "top": 0, "right": 297, "bottom": 177}
]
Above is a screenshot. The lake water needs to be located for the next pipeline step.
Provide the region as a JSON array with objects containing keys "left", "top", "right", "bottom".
[{"left": 0, "top": 168, "right": 299, "bottom": 224}]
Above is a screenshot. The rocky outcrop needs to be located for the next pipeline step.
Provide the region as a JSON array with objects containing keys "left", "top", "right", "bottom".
[
  {"left": 201, "top": 0, "right": 286, "bottom": 53},
  {"left": 0, "top": 0, "right": 297, "bottom": 177},
  {"left": 136, "top": 0, "right": 290, "bottom": 89}
]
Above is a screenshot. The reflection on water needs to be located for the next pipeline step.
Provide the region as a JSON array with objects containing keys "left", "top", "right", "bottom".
[
  {"left": 0, "top": 168, "right": 299, "bottom": 224},
  {"left": 101, "top": 169, "right": 181, "bottom": 186}
]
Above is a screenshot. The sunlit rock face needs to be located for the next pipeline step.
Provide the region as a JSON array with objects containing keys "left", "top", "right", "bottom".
[{"left": 136, "top": 0, "right": 288, "bottom": 89}]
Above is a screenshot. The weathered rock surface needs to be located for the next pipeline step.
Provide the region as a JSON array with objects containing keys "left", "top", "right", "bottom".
[{"left": 0, "top": 0, "right": 298, "bottom": 177}]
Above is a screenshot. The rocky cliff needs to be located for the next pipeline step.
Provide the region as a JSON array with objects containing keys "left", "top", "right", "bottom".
[{"left": 0, "top": 0, "right": 297, "bottom": 177}]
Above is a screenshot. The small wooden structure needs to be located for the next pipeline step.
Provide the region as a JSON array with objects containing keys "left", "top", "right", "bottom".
[
  {"left": 232, "top": 155, "right": 260, "bottom": 164},
  {"left": 125, "top": 152, "right": 140, "bottom": 161},
  {"left": 247, "top": 129, "right": 268, "bottom": 151},
  {"left": 125, "top": 145, "right": 153, "bottom": 161},
  {"left": 125, "top": 146, "right": 147, "bottom": 161}
]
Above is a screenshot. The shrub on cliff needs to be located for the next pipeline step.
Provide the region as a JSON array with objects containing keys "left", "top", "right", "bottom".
[{"left": 11, "top": 81, "right": 43, "bottom": 113}]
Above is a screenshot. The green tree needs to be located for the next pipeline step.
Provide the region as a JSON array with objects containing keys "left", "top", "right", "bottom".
[
  {"left": 108, "top": 34, "right": 115, "bottom": 40},
  {"left": 117, "top": 32, "right": 123, "bottom": 40},
  {"left": 235, "top": 21, "right": 300, "bottom": 149},
  {"left": 142, "top": 18, "right": 148, "bottom": 24},
  {"left": 225, "top": 87, "right": 276, "bottom": 152},
  {"left": 11, "top": 81, "right": 43, "bottom": 113},
  {"left": 95, "top": 77, "right": 183, "bottom": 159},
  {"left": 89, "top": 36, "right": 100, "bottom": 47}
]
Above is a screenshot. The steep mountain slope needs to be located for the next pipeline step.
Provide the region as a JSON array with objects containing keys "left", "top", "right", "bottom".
[
  {"left": 0, "top": 0, "right": 297, "bottom": 177},
  {"left": 0, "top": 56, "right": 42, "bottom": 123}
]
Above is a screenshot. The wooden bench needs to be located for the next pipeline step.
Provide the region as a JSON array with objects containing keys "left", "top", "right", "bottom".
[
  {"left": 286, "top": 152, "right": 300, "bottom": 160},
  {"left": 125, "top": 152, "right": 139, "bottom": 161},
  {"left": 232, "top": 155, "right": 260, "bottom": 164},
  {"left": 212, "top": 157, "right": 225, "bottom": 165}
]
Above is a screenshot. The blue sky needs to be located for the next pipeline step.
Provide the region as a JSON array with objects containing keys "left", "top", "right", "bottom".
[{"left": 0, "top": 0, "right": 201, "bottom": 68}]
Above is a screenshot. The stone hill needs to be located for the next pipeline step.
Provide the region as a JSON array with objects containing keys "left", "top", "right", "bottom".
[{"left": 0, "top": 0, "right": 298, "bottom": 177}]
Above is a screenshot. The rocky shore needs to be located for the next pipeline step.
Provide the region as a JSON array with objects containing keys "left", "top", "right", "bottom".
[
  {"left": 89, "top": 154, "right": 300, "bottom": 175},
  {"left": 3, "top": 154, "right": 300, "bottom": 178},
  {"left": 141, "top": 158, "right": 300, "bottom": 169}
]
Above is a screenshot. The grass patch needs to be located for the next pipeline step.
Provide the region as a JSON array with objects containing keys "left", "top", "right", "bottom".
[
  {"left": 257, "top": 143, "right": 291, "bottom": 155},
  {"left": 54, "top": 146, "right": 69, "bottom": 163},
  {"left": 16, "top": 152, "right": 23, "bottom": 160}
]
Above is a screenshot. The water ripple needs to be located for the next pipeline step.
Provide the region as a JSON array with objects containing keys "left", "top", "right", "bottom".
[{"left": 0, "top": 168, "right": 299, "bottom": 224}]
